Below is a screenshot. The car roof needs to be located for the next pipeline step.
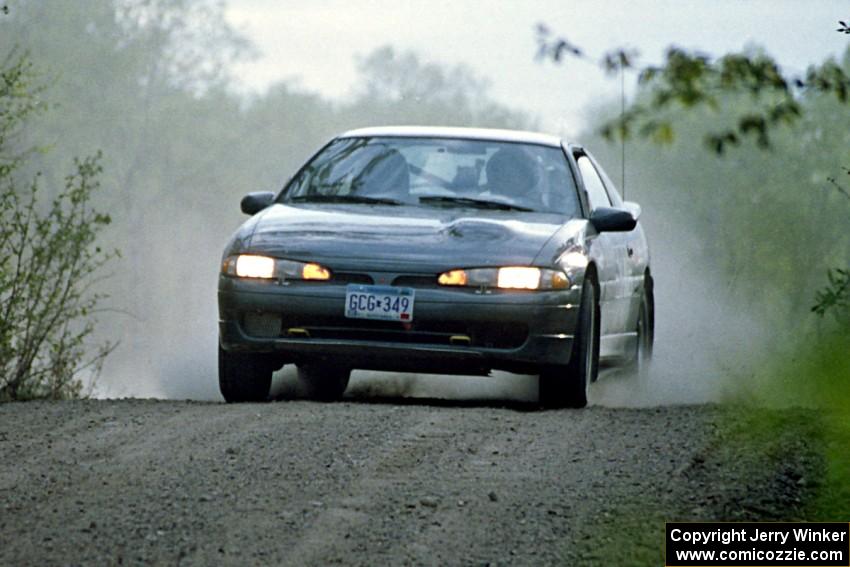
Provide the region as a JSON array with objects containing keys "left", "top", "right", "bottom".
[{"left": 338, "top": 126, "right": 565, "bottom": 148}]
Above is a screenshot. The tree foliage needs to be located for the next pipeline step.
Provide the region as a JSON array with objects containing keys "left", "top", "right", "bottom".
[
  {"left": 347, "top": 46, "right": 532, "bottom": 129},
  {"left": 813, "top": 169, "right": 850, "bottom": 322},
  {"left": 0, "top": 1, "right": 533, "bottom": 396},
  {"left": 0, "top": 53, "right": 116, "bottom": 400},
  {"left": 537, "top": 22, "right": 850, "bottom": 325},
  {"left": 537, "top": 23, "right": 850, "bottom": 155},
  {"left": 812, "top": 269, "right": 850, "bottom": 319}
]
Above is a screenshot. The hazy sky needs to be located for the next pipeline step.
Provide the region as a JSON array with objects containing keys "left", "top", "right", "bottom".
[{"left": 225, "top": 0, "right": 848, "bottom": 138}]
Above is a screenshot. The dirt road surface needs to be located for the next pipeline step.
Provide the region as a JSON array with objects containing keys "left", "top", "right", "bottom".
[{"left": 0, "top": 391, "right": 817, "bottom": 566}]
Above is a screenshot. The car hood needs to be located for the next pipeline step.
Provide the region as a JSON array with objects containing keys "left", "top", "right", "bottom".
[{"left": 227, "top": 203, "right": 574, "bottom": 271}]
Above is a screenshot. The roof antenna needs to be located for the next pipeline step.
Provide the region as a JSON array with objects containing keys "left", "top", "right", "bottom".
[{"left": 620, "top": 63, "right": 626, "bottom": 199}]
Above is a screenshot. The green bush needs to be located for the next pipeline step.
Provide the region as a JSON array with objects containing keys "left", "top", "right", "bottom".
[{"left": 0, "top": 52, "right": 116, "bottom": 400}]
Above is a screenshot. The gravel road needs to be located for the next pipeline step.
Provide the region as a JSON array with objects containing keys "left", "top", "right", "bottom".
[{"left": 0, "top": 389, "right": 818, "bottom": 566}]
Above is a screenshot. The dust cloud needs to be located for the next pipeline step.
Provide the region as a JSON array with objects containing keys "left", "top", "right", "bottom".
[
  {"left": 91, "top": 186, "right": 766, "bottom": 406},
  {"left": 92, "top": 217, "right": 762, "bottom": 408},
  {"left": 590, "top": 207, "right": 768, "bottom": 407}
]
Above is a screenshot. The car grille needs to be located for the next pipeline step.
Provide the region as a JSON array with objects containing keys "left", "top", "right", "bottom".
[
  {"left": 242, "top": 312, "right": 527, "bottom": 349},
  {"left": 391, "top": 275, "right": 439, "bottom": 288},
  {"left": 332, "top": 272, "right": 374, "bottom": 284},
  {"left": 327, "top": 273, "right": 438, "bottom": 288}
]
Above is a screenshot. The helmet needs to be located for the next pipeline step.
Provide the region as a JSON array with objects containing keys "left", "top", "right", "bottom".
[{"left": 485, "top": 147, "right": 539, "bottom": 199}]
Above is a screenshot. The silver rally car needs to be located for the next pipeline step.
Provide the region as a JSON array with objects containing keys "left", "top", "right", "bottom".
[{"left": 218, "top": 126, "right": 653, "bottom": 407}]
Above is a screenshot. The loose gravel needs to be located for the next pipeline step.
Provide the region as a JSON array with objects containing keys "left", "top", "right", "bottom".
[{"left": 0, "top": 398, "right": 819, "bottom": 566}]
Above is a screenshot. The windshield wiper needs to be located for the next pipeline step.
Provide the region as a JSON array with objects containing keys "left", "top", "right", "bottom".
[
  {"left": 418, "top": 195, "right": 535, "bottom": 212},
  {"left": 289, "top": 194, "right": 403, "bottom": 206}
]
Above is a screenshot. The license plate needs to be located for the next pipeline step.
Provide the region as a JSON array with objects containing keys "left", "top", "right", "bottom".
[{"left": 345, "top": 285, "right": 414, "bottom": 322}]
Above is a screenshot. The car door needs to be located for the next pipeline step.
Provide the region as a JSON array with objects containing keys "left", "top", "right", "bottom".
[
  {"left": 573, "top": 151, "right": 629, "bottom": 341},
  {"left": 588, "top": 152, "right": 648, "bottom": 339}
]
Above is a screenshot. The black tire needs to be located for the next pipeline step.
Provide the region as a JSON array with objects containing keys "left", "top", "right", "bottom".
[
  {"left": 627, "top": 276, "right": 654, "bottom": 377},
  {"left": 539, "top": 273, "right": 599, "bottom": 409},
  {"left": 634, "top": 292, "right": 654, "bottom": 371},
  {"left": 218, "top": 346, "right": 273, "bottom": 403},
  {"left": 297, "top": 363, "right": 351, "bottom": 401}
]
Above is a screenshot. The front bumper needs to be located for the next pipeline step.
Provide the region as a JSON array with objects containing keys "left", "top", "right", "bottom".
[{"left": 218, "top": 276, "right": 581, "bottom": 375}]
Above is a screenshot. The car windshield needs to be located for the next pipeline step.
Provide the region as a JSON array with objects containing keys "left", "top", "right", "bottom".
[{"left": 282, "top": 136, "right": 581, "bottom": 216}]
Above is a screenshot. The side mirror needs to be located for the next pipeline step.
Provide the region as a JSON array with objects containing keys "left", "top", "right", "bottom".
[
  {"left": 240, "top": 192, "right": 275, "bottom": 215},
  {"left": 622, "top": 201, "right": 642, "bottom": 221},
  {"left": 590, "top": 206, "right": 637, "bottom": 232}
]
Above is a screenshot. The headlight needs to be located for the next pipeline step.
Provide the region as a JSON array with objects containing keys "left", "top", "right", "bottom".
[
  {"left": 235, "top": 255, "right": 275, "bottom": 279},
  {"left": 497, "top": 267, "right": 542, "bottom": 290},
  {"left": 222, "top": 255, "right": 332, "bottom": 281},
  {"left": 437, "top": 267, "right": 570, "bottom": 290}
]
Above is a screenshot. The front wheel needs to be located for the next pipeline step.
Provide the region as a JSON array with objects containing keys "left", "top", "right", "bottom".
[
  {"left": 218, "top": 346, "right": 274, "bottom": 403},
  {"left": 628, "top": 280, "right": 654, "bottom": 377},
  {"left": 539, "top": 273, "right": 599, "bottom": 408},
  {"left": 635, "top": 292, "right": 654, "bottom": 370},
  {"left": 297, "top": 363, "right": 351, "bottom": 401}
]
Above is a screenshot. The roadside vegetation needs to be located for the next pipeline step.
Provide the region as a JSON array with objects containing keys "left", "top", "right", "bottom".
[
  {"left": 0, "top": 53, "right": 116, "bottom": 400},
  {"left": 538, "top": 19, "right": 850, "bottom": 559}
]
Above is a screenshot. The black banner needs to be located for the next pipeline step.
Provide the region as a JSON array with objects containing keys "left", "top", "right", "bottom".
[{"left": 666, "top": 522, "right": 849, "bottom": 566}]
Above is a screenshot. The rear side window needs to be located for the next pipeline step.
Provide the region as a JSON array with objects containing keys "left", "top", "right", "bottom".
[{"left": 576, "top": 155, "right": 611, "bottom": 210}]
